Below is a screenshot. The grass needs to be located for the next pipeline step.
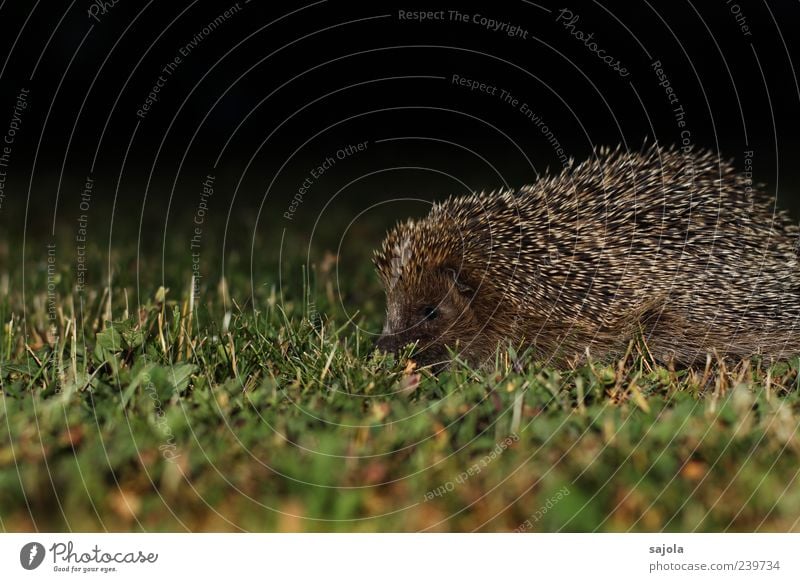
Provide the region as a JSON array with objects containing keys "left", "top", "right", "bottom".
[{"left": 1, "top": 219, "right": 800, "bottom": 532}]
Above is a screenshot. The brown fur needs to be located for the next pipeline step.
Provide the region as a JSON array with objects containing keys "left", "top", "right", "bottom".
[{"left": 373, "top": 144, "right": 800, "bottom": 370}]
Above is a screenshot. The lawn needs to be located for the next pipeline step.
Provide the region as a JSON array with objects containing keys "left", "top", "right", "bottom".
[{"left": 1, "top": 215, "right": 799, "bottom": 532}]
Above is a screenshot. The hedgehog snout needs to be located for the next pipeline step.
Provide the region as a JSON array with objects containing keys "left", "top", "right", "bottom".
[
  {"left": 375, "top": 328, "right": 424, "bottom": 353},
  {"left": 375, "top": 331, "right": 450, "bottom": 372},
  {"left": 375, "top": 333, "right": 399, "bottom": 354}
]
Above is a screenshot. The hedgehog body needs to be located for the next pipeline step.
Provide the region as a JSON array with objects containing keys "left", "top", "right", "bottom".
[{"left": 373, "top": 145, "right": 800, "bottom": 369}]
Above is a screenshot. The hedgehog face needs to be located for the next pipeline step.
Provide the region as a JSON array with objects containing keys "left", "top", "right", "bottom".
[{"left": 375, "top": 266, "right": 481, "bottom": 371}]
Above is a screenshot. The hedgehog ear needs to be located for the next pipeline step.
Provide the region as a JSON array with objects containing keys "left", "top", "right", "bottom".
[{"left": 443, "top": 267, "right": 474, "bottom": 295}]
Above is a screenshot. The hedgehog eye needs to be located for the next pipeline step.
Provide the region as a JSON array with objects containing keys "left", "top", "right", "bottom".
[{"left": 422, "top": 306, "right": 439, "bottom": 321}]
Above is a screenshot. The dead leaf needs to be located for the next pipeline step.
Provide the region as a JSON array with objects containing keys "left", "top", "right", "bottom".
[
  {"left": 109, "top": 489, "right": 141, "bottom": 523},
  {"left": 681, "top": 460, "right": 706, "bottom": 481}
]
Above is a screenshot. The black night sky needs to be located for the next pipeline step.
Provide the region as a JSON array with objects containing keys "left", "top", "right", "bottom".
[{"left": 0, "top": 0, "right": 798, "bottom": 268}]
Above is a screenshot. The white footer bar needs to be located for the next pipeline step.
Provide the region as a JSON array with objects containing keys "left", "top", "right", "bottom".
[{"left": 2, "top": 533, "right": 798, "bottom": 581}]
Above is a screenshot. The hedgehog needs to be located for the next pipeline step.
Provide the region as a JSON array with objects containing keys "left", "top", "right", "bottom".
[{"left": 372, "top": 144, "right": 800, "bottom": 371}]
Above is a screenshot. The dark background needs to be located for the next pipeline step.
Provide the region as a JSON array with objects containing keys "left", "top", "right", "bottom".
[{"left": 0, "top": 0, "right": 798, "bottom": 292}]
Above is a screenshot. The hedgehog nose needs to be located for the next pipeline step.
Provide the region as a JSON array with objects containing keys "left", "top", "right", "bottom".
[{"left": 375, "top": 334, "right": 396, "bottom": 353}]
